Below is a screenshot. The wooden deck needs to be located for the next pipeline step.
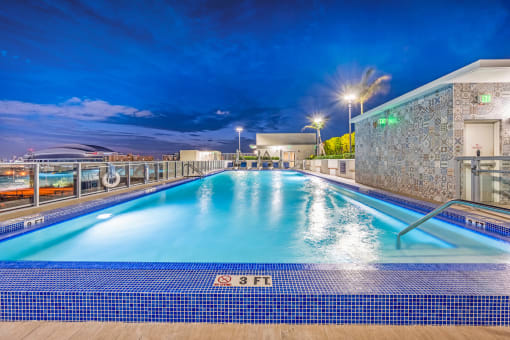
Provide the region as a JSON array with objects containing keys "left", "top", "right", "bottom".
[{"left": 0, "top": 322, "right": 509, "bottom": 340}]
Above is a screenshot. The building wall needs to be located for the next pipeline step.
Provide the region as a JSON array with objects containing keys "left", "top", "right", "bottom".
[
  {"left": 453, "top": 83, "right": 510, "bottom": 155},
  {"left": 355, "top": 83, "right": 510, "bottom": 203},
  {"left": 257, "top": 145, "right": 316, "bottom": 161},
  {"left": 355, "top": 86, "right": 455, "bottom": 202}
]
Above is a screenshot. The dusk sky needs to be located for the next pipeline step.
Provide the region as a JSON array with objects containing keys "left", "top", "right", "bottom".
[{"left": 1, "top": 0, "right": 510, "bottom": 158}]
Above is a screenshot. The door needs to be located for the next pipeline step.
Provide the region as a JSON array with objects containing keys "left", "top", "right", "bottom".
[
  {"left": 463, "top": 122, "right": 500, "bottom": 202},
  {"left": 282, "top": 152, "right": 296, "bottom": 168}
]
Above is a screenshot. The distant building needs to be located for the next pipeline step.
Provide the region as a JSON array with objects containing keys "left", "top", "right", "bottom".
[
  {"left": 162, "top": 153, "right": 179, "bottom": 161},
  {"left": 255, "top": 133, "right": 316, "bottom": 164},
  {"left": 179, "top": 150, "right": 222, "bottom": 161},
  {"left": 23, "top": 144, "right": 154, "bottom": 162},
  {"left": 24, "top": 144, "right": 118, "bottom": 162},
  {"left": 105, "top": 154, "right": 154, "bottom": 162}
]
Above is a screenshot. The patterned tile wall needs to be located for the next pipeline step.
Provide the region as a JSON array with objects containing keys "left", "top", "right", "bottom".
[{"left": 355, "top": 83, "right": 510, "bottom": 202}]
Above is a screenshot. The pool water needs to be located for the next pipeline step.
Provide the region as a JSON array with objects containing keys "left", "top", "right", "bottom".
[{"left": 0, "top": 171, "right": 509, "bottom": 263}]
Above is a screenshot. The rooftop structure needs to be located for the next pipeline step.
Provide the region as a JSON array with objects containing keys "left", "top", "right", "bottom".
[
  {"left": 353, "top": 59, "right": 510, "bottom": 203},
  {"left": 24, "top": 144, "right": 118, "bottom": 162},
  {"left": 353, "top": 59, "right": 510, "bottom": 124},
  {"left": 255, "top": 133, "right": 317, "bottom": 164}
]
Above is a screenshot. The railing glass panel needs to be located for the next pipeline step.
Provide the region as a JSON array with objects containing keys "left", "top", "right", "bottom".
[
  {"left": 39, "top": 164, "right": 77, "bottom": 203},
  {"left": 130, "top": 164, "right": 145, "bottom": 186},
  {"left": 0, "top": 164, "right": 34, "bottom": 211}
]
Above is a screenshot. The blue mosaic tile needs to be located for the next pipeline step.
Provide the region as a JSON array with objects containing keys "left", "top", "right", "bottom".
[{"left": 0, "top": 261, "right": 509, "bottom": 324}]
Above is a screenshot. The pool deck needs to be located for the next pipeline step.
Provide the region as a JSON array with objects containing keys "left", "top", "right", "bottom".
[{"left": 1, "top": 322, "right": 509, "bottom": 339}]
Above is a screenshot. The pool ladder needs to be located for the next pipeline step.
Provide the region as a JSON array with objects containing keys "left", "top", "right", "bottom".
[{"left": 396, "top": 199, "right": 510, "bottom": 249}]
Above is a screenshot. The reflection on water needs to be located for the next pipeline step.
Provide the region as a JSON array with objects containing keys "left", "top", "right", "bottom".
[{"left": 301, "top": 177, "right": 379, "bottom": 263}]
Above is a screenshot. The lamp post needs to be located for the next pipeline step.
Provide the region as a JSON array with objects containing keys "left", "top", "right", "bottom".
[
  {"left": 313, "top": 117, "right": 322, "bottom": 156},
  {"left": 343, "top": 94, "right": 356, "bottom": 154},
  {"left": 236, "top": 127, "right": 243, "bottom": 154}
]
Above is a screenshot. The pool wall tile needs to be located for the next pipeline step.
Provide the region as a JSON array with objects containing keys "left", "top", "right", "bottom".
[{"left": 0, "top": 262, "right": 509, "bottom": 325}]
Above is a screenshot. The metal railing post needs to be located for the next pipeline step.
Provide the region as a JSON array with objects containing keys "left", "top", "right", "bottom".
[
  {"left": 76, "top": 163, "right": 82, "bottom": 198},
  {"left": 455, "top": 159, "right": 461, "bottom": 199},
  {"left": 127, "top": 163, "right": 131, "bottom": 187},
  {"left": 34, "top": 163, "right": 40, "bottom": 207},
  {"left": 155, "top": 163, "right": 159, "bottom": 182},
  {"left": 144, "top": 163, "right": 148, "bottom": 184},
  {"left": 471, "top": 159, "right": 480, "bottom": 202}
]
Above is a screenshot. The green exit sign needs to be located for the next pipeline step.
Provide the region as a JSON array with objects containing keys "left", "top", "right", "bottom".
[{"left": 479, "top": 94, "right": 491, "bottom": 104}]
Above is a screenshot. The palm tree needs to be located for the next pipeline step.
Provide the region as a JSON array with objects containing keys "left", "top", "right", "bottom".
[
  {"left": 355, "top": 68, "right": 391, "bottom": 114},
  {"left": 302, "top": 116, "right": 327, "bottom": 156}
]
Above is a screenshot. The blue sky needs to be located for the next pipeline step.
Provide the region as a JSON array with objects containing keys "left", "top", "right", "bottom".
[{"left": 1, "top": 0, "right": 509, "bottom": 158}]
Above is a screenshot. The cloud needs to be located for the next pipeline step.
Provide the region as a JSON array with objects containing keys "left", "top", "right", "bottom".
[{"left": 0, "top": 97, "right": 153, "bottom": 120}]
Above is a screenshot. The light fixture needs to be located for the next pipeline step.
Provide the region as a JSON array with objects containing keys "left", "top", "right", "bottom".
[
  {"left": 236, "top": 127, "right": 243, "bottom": 133},
  {"left": 344, "top": 93, "right": 356, "bottom": 102}
]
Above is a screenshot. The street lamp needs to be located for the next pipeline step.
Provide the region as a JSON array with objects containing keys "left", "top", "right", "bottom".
[
  {"left": 235, "top": 127, "right": 243, "bottom": 153},
  {"left": 343, "top": 94, "right": 356, "bottom": 154}
]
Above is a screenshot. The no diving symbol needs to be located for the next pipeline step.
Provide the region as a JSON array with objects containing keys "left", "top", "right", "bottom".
[{"left": 217, "top": 275, "right": 231, "bottom": 284}]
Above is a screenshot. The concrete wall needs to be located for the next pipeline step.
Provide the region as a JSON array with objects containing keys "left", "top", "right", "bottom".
[
  {"left": 304, "top": 159, "right": 355, "bottom": 179},
  {"left": 257, "top": 145, "right": 316, "bottom": 161},
  {"left": 355, "top": 83, "right": 510, "bottom": 202}
]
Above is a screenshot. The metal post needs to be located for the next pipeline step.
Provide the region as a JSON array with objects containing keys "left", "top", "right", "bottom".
[
  {"left": 155, "top": 163, "right": 159, "bottom": 182},
  {"left": 34, "top": 163, "right": 40, "bottom": 207},
  {"left": 348, "top": 102, "right": 352, "bottom": 154},
  {"left": 76, "top": 163, "right": 82, "bottom": 198},
  {"left": 127, "top": 163, "right": 131, "bottom": 187},
  {"left": 454, "top": 159, "right": 461, "bottom": 199},
  {"left": 144, "top": 163, "right": 148, "bottom": 184},
  {"left": 238, "top": 131, "right": 241, "bottom": 154},
  {"left": 471, "top": 159, "right": 480, "bottom": 202}
]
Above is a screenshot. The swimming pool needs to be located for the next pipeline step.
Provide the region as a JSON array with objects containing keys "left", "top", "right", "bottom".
[{"left": 0, "top": 170, "right": 509, "bottom": 263}]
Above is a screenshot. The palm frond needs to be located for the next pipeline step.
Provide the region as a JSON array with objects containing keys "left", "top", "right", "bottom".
[
  {"left": 360, "top": 68, "right": 375, "bottom": 87},
  {"left": 302, "top": 124, "right": 317, "bottom": 131},
  {"left": 360, "top": 75, "right": 391, "bottom": 101}
]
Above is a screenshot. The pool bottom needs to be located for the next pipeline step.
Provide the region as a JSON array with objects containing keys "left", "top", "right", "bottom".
[{"left": 0, "top": 261, "right": 509, "bottom": 325}]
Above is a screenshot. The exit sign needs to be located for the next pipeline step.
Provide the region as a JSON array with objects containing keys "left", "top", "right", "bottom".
[{"left": 479, "top": 94, "right": 491, "bottom": 104}]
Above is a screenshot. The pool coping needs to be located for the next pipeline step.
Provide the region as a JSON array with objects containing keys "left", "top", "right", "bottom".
[{"left": 0, "top": 169, "right": 509, "bottom": 325}]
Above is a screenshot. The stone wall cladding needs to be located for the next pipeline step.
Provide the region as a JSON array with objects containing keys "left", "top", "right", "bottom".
[
  {"left": 356, "top": 86, "right": 454, "bottom": 202},
  {"left": 356, "top": 83, "right": 510, "bottom": 202},
  {"left": 453, "top": 83, "right": 510, "bottom": 155}
]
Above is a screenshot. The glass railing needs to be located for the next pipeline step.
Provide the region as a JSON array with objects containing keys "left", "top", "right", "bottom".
[
  {"left": 0, "top": 164, "right": 35, "bottom": 210},
  {"left": 39, "top": 163, "right": 77, "bottom": 203},
  {"left": 456, "top": 156, "right": 510, "bottom": 205},
  {"left": 0, "top": 160, "right": 227, "bottom": 213}
]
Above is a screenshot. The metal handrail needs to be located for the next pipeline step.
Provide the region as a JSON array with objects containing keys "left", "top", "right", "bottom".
[{"left": 396, "top": 199, "right": 510, "bottom": 248}]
